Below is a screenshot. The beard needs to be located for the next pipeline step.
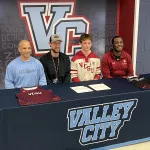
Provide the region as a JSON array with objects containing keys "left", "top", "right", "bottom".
[
  {"left": 51, "top": 48, "right": 60, "bottom": 53},
  {"left": 113, "top": 47, "right": 122, "bottom": 52}
]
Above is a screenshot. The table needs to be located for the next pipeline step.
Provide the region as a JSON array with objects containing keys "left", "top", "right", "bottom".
[{"left": 0, "top": 77, "right": 150, "bottom": 150}]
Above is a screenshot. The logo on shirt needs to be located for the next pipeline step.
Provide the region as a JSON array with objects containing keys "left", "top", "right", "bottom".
[
  {"left": 79, "top": 61, "right": 95, "bottom": 73},
  {"left": 122, "top": 59, "right": 127, "bottom": 65},
  {"left": 19, "top": 69, "right": 36, "bottom": 74},
  {"left": 67, "top": 99, "right": 138, "bottom": 146},
  {"left": 18, "top": 1, "right": 90, "bottom": 56},
  {"left": 28, "top": 92, "right": 42, "bottom": 96}
]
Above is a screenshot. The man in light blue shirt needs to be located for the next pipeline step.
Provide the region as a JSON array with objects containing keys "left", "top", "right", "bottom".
[{"left": 5, "top": 40, "right": 47, "bottom": 89}]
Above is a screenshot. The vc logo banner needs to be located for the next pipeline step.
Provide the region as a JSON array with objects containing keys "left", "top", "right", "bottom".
[
  {"left": 18, "top": 2, "right": 90, "bottom": 56},
  {"left": 67, "top": 99, "right": 138, "bottom": 146}
]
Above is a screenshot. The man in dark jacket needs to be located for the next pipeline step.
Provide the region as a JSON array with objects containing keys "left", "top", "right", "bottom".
[{"left": 40, "top": 34, "right": 70, "bottom": 84}]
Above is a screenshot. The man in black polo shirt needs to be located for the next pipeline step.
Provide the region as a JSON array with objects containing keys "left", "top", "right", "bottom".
[{"left": 40, "top": 34, "right": 70, "bottom": 84}]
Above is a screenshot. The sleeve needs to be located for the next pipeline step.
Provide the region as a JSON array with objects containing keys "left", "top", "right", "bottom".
[
  {"left": 94, "top": 58, "right": 101, "bottom": 80},
  {"left": 127, "top": 55, "right": 134, "bottom": 76},
  {"left": 5, "top": 64, "right": 15, "bottom": 89},
  {"left": 101, "top": 55, "right": 113, "bottom": 79},
  {"left": 38, "top": 61, "right": 47, "bottom": 86},
  {"left": 40, "top": 57, "right": 52, "bottom": 84},
  {"left": 70, "top": 59, "right": 80, "bottom": 82},
  {"left": 63, "top": 56, "right": 71, "bottom": 83}
]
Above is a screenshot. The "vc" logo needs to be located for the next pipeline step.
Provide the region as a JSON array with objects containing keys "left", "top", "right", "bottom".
[{"left": 19, "top": 2, "right": 90, "bottom": 56}]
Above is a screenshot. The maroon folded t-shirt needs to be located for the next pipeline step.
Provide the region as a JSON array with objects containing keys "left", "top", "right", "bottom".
[{"left": 16, "top": 86, "right": 61, "bottom": 106}]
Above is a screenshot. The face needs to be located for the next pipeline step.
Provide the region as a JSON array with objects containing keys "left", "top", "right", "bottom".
[
  {"left": 113, "top": 37, "right": 124, "bottom": 52},
  {"left": 18, "top": 41, "right": 32, "bottom": 60},
  {"left": 49, "top": 41, "right": 62, "bottom": 53},
  {"left": 80, "top": 39, "right": 92, "bottom": 52}
]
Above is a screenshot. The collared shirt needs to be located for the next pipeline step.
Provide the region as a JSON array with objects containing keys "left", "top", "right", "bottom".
[{"left": 71, "top": 50, "right": 101, "bottom": 82}]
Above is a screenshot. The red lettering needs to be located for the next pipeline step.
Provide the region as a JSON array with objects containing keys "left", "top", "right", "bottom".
[{"left": 79, "top": 62, "right": 83, "bottom": 67}]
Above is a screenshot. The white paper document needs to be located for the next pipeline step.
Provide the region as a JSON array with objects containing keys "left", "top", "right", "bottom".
[
  {"left": 70, "top": 86, "right": 93, "bottom": 93},
  {"left": 89, "top": 83, "right": 111, "bottom": 91}
]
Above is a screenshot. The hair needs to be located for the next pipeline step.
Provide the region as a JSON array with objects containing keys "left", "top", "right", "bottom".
[
  {"left": 79, "top": 33, "right": 92, "bottom": 43},
  {"left": 112, "top": 36, "right": 122, "bottom": 44}
]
